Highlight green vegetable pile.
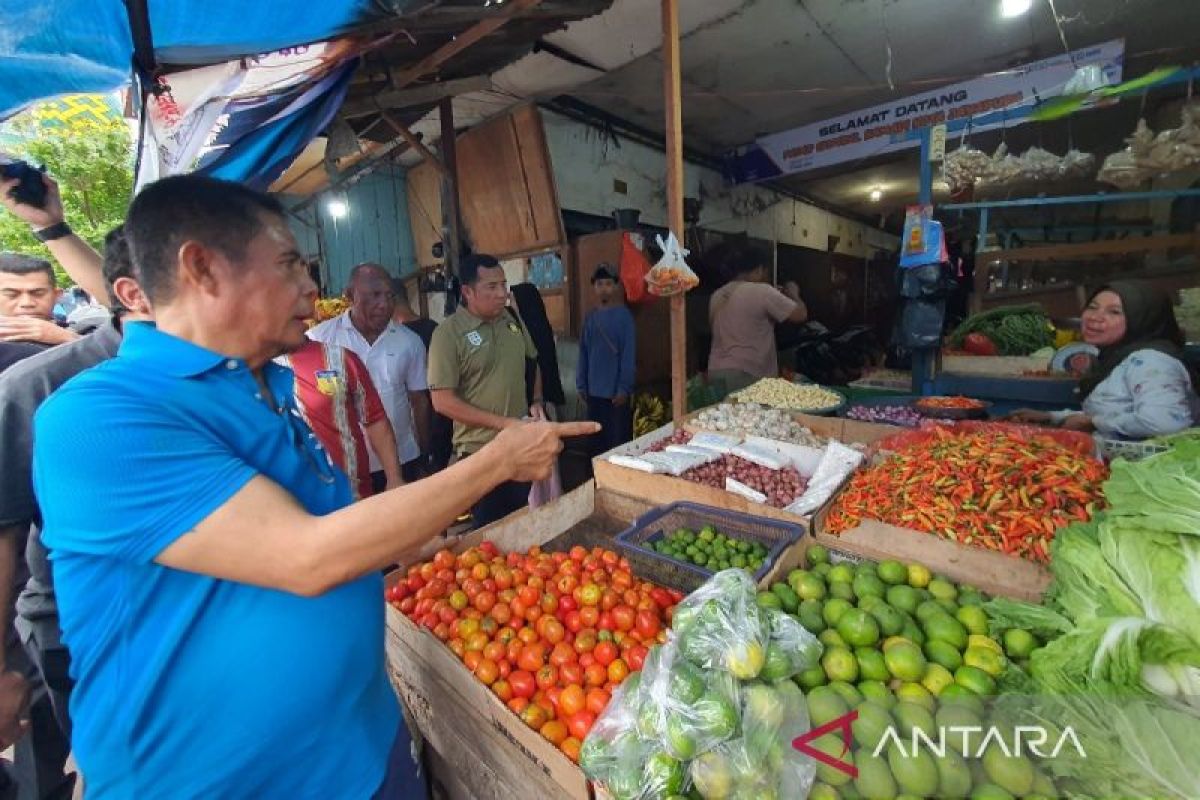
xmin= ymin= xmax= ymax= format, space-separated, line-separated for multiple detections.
xmin=949 ymin=305 xmax=1055 ymax=356
xmin=983 ymin=440 xmax=1200 ymax=799
xmin=649 ymin=525 xmax=769 ymax=573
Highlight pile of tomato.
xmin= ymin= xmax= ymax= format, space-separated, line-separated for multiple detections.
xmin=385 ymin=541 xmax=682 ymax=763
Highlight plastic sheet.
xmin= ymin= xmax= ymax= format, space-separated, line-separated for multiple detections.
xmin=786 ymin=441 xmax=865 ymax=515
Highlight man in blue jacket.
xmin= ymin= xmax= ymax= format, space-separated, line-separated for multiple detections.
xmin=577 ymin=264 xmax=636 ymax=454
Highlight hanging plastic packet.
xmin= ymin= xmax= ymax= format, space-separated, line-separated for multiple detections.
xmin=687 ymin=431 xmax=742 ymax=455
xmin=607 ymin=454 xmax=667 ymax=474
xmin=726 ymin=477 xmax=767 ymax=504
xmin=645 ymin=232 xmax=700 ymax=297
xmin=665 ymin=444 xmax=722 ymax=465
xmin=785 ymin=441 xmax=865 ymax=515
xmin=730 ymin=442 xmax=791 ymax=471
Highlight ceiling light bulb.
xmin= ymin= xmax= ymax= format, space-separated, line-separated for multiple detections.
xmin=869 ymin=188 xmax=883 ymax=202
xmin=1000 ymin=0 xmax=1033 ymax=18
xmin=326 ymin=198 xmax=348 ymax=219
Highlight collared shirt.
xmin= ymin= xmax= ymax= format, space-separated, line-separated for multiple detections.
xmin=428 ymin=306 xmax=538 ymax=455
xmin=32 ymin=323 xmax=397 ymax=799
xmin=278 ymin=340 xmax=387 ymax=502
xmin=0 ymin=319 xmax=122 ymax=645
xmin=578 ymin=305 xmax=636 ymax=400
xmin=308 ymin=312 xmax=427 ymax=466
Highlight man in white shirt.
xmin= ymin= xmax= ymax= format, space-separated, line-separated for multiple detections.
xmin=308 ymin=263 xmax=432 ymax=488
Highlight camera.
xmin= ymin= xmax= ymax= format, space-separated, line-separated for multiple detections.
xmin=0 ymin=157 xmax=48 ymax=209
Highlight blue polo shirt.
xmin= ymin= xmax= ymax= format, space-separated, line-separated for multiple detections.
xmin=32 ymin=323 xmax=399 ymax=799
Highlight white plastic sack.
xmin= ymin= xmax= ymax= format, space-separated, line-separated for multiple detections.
xmin=785 ymin=441 xmax=865 ymax=515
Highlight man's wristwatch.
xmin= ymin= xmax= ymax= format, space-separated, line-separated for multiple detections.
xmin=33 ymin=221 xmax=71 ymax=242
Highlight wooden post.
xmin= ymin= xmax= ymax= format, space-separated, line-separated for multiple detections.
xmin=440 ymin=97 xmax=464 ymax=277
xmin=662 ymin=0 xmax=687 ymax=423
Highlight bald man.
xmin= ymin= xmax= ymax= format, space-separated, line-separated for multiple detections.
xmin=308 ymin=264 xmax=431 ymax=488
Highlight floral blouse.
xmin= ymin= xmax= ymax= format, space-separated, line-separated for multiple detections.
xmin=1053 ymin=349 xmax=1200 ymax=439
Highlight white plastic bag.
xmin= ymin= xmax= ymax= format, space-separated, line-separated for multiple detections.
xmin=646 ymin=232 xmax=699 ymax=297
xmin=785 ymin=441 xmax=865 ymax=515
xmin=686 ymin=431 xmax=743 ymax=454
xmin=608 ymin=455 xmax=666 ymax=473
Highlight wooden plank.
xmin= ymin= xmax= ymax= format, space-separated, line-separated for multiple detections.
xmin=662 ymin=0 xmax=687 ymax=423
xmin=407 ymin=160 xmax=445 ymax=269
xmin=387 ymin=0 xmax=545 ymax=90
xmin=440 ymin=98 xmax=464 ymax=273
xmin=980 ymin=232 xmax=1196 ymax=263
xmin=380 ymin=111 xmax=448 ymax=177
xmin=342 ymin=75 xmax=492 ymax=118
xmin=512 ymin=105 xmax=567 ymax=249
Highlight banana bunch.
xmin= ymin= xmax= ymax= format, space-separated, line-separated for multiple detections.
xmin=632 ymin=393 xmax=668 ymax=437
xmin=313 ymin=297 xmax=350 ymax=323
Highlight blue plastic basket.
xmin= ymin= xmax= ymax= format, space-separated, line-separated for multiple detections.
xmin=615 ymin=501 xmax=805 ymax=590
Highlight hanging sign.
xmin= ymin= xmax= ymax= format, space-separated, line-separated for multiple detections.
xmin=726 ymin=39 xmax=1124 ymax=183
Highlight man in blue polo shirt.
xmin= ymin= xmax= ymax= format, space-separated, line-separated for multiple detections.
xmin=31 ymin=175 xmax=595 ymax=799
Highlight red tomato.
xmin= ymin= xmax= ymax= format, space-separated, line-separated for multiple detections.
xmin=579 ymin=606 xmax=600 ymax=629
xmin=569 ymin=545 xmax=588 ymax=562
xmin=558 ymin=595 xmax=578 ymax=614
xmin=509 ymin=670 xmax=536 ymax=699
xmin=585 ymin=688 xmax=610 ymax=716
xmin=584 ymin=663 xmax=607 ymax=688
xmin=519 ymin=703 xmax=548 ymax=731
xmin=505 ymin=640 xmax=523 ymax=665
xmin=463 ymin=650 xmax=482 ymax=672
xmin=478 ymin=617 xmax=498 ymax=638
xmin=635 ymin=610 xmax=661 ymax=639
xmin=625 ymin=645 xmax=648 ymax=672
xmin=600 ymin=589 xmax=619 ymax=611
xmin=448 ymin=638 xmax=466 ymax=658
xmin=483 ymin=641 xmax=506 ymax=663
xmin=593 ymin=641 xmax=618 ymax=667
xmin=438 ymin=606 xmax=458 ymax=625
xmin=564 ymin=610 xmax=584 ymax=634
xmin=566 ymin=710 xmax=596 ymax=741
xmin=579 ymin=652 xmax=595 ymax=669
xmin=597 ymin=612 xmax=615 ymax=632
xmin=574 ymin=629 xmax=597 ymax=655
xmin=474 ymin=659 xmax=499 ymax=686
xmin=479 ymin=540 xmax=499 ymax=559
xmin=556 ymin=574 xmax=578 ymax=596
xmin=540 ymin=592 xmax=559 ymax=615
xmin=535 ymin=664 xmax=559 ymax=691
xmin=542 ymin=619 xmax=566 ymax=645
xmin=432 ymin=549 xmax=455 ymax=571
xmin=398 ymin=596 xmax=416 ymax=615
xmin=516 ymin=627 xmax=539 ymax=645
xmin=560 ymin=662 xmax=584 ymax=686
xmin=517 ymin=585 xmax=539 ymax=606
xmin=432 ymin=623 xmax=450 ymax=641
xmin=507 ymin=697 xmax=529 ymax=715
xmin=548 ymin=642 xmax=576 ymax=669
xmin=650 ymin=588 xmax=674 ymax=609
xmin=517 ymin=643 xmax=547 ymax=673
xmin=540 ymin=719 xmax=568 ymax=746
xmin=493 ymin=567 xmax=514 ymax=591
xmin=498 ymin=660 xmax=511 ymax=680
xmin=490 ymin=603 xmax=512 ymax=626
xmin=492 ymin=679 xmax=513 ymax=702
xmin=577 ymin=584 xmax=602 ymax=607
xmin=558 ymin=684 xmax=586 ymax=717
xmin=545 ymin=685 xmax=563 ymax=713
xmin=607 ymin=658 xmax=630 ymax=684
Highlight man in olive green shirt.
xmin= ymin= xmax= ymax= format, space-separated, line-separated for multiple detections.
xmin=428 ymin=254 xmax=545 ymax=527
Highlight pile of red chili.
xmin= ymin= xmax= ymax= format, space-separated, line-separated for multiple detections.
xmin=825 ymin=426 xmax=1108 ymax=563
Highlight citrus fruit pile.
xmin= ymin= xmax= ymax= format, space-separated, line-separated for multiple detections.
xmin=768 ymin=546 xmax=1054 ymax=800
xmin=386 ymin=541 xmax=681 ymax=763
xmin=647 ymin=525 xmax=770 ymax=573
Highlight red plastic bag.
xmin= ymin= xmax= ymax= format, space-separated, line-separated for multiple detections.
xmin=619 ymin=232 xmax=653 ymax=305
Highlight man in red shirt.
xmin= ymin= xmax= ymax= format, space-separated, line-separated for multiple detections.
xmin=279 ymin=339 xmax=403 ymax=500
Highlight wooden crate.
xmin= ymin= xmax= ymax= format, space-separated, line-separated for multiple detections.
xmin=593 ymin=412 xmax=898 ymax=527
xmin=387 ymin=484 xmax=685 ymax=800
xmin=808 ymin=503 xmax=1052 ymax=602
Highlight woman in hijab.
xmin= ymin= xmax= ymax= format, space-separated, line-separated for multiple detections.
xmin=1010 ymin=281 xmax=1199 ymax=438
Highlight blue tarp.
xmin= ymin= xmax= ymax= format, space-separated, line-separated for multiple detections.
xmin=0 ymin=0 xmax=382 ymax=120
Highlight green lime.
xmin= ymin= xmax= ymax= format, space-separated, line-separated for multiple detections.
xmin=796 ymin=666 xmax=828 ymax=691
xmin=837 ymin=609 xmax=881 ymax=648
xmin=886 ymin=585 xmax=920 ymax=615
xmin=857 ymin=680 xmax=896 ymax=708
xmin=822 ymin=647 xmax=860 ymax=683
xmin=807 ymin=545 xmax=830 ymax=566
xmin=855 ymin=648 xmax=891 ymax=682
xmin=829 ymin=581 xmax=856 ymax=602
xmin=955 ymin=605 xmax=990 ymax=636
xmin=878 ymin=560 xmax=908 ymax=585
xmin=954 ymin=665 xmax=997 ymax=696
xmin=883 ymin=641 xmax=927 ymax=682
xmin=823 ymin=598 xmax=854 ymax=628
xmin=828 ymin=564 xmax=855 ymax=583
xmin=1003 ymin=628 xmax=1037 ymax=659
xmin=794 ymin=574 xmax=828 ymax=601
xmin=806 ymin=685 xmax=850 ymax=727
xmin=924 ymin=639 xmax=965 ymax=672
xmin=798 ymin=599 xmax=827 ymax=634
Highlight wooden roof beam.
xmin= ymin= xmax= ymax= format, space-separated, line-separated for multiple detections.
xmin=343 ymin=74 xmax=491 ymax=117
xmin=378 ymin=110 xmax=449 ymax=178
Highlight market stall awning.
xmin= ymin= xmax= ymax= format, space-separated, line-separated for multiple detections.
xmin=0 ymin=0 xmax=400 ymax=121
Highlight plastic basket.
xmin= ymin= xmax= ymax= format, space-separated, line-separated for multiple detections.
xmin=1096 ymin=436 xmax=1170 ymax=463
xmin=615 ymin=502 xmax=805 ymax=590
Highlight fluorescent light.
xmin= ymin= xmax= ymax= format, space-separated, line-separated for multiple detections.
xmin=1000 ymin=0 xmax=1033 ymax=18
xmin=326 ymin=198 xmax=348 ymax=219
xmin=869 ymin=188 xmax=883 ymax=202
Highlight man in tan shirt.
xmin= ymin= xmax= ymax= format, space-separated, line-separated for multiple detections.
xmin=428 ymin=254 xmax=544 ymax=527
xmin=707 ymin=241 xmax=807 ymax=393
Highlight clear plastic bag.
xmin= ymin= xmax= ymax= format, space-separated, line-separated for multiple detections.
xmin=759 ymin=608 xmax=824 ymax=682
xmin=671 ymin=569 xmax=770 ymax=680
xmin=581 ymin=676 xmax=686 ymax=800
xmin=646 ymin=232 xmax=700 ymax=297
xmin=689 ymin=680 xmax=816 ymax=800
xmin=786 ymin=441 xmax=865 ymax=516
xmin=607 ymin=454 xmax=667 ymax=474
xmin=687 ymin=431 xmax=743 ymax=454
xmin=730 ymin=442 xmax=791 ymax=471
